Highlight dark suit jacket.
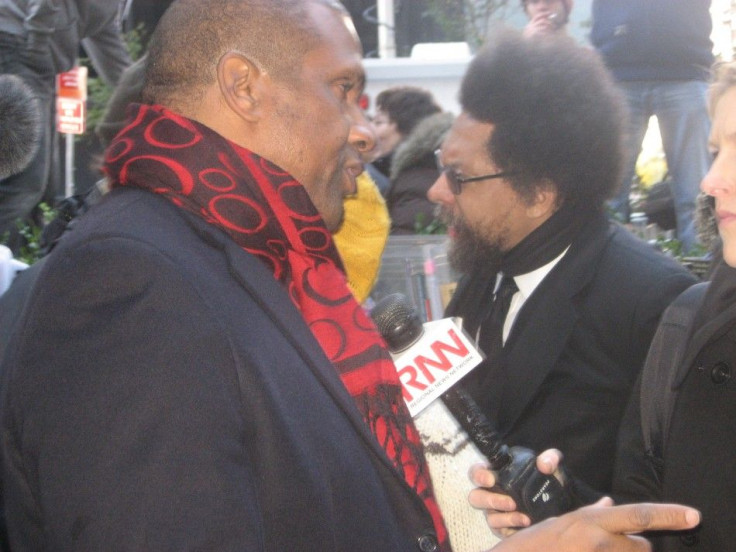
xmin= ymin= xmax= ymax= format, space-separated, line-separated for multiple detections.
xmin=446 ymin=213 xmax=697 ymax=493
xmin=0 ymin=189 xmax=437 ymax=551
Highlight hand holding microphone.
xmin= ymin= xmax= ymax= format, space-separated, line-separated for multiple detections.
xmin=371 ymin=293 xmax=576 ymax=525
xmin=469 ymin=449 xmax=568 ymax=536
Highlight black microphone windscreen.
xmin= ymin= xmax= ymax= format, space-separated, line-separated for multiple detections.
xmin=0 ymin=75 xmax=41 ymax=180
xmin=370 ymin=293 xmax=423 ymax=353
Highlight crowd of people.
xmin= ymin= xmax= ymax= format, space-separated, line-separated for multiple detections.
xmin=0 ymin=0 xmax=731 ymax=551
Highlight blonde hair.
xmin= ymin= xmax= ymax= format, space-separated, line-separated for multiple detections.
xmin=708 ymin=61 xmax=736 ymax=117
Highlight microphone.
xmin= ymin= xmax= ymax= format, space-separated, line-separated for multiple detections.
xmin=371 ymin=292 xmax=575 ymax=524
xmin=0 ymin=75 xmax=41 ymax=180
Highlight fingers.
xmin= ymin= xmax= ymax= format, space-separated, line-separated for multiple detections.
xmin=536 ymin=448 xmax=562 ymax=474
xmin=468 ymin=487 xmax=517 ymax=513
xmin=491 ymin=502 xmax=700 ymax=552
xmin=485 ymin=509 xmax=532 ymax=534
xmin=467 ymin=464 xmax=516 ymax=512
xmin=490 ymin=525 xmax=522 ymax=539
xmin=468 ymin=462 xmax=532 ymax=537
xmin=469 ymin=463 xmax=495 ymax=487
xmin=580 ymin=503 xmax=701 ymax=534
xmin=523 ymin=18 xmax=553 ymax=38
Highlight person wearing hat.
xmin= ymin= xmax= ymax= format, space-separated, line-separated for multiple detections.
xmin=522 ymin=0 xmax=573 ymax=38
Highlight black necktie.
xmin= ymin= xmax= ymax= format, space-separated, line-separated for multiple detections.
xmin=482 ymin=275 xmax=518 ymax=358
xmin=466 ymin=275 xmax=518 ymax=419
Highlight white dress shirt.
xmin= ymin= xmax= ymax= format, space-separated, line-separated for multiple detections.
xmin=497 ymin=246 xmax=570 ymax=343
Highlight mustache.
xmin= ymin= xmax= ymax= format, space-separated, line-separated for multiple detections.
xmin=435 ymin=204 xmax=457 ymax=228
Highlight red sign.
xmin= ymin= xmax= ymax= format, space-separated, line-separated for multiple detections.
xmin=57 ymin=98 xmax=86 ymax=134
xmin=391 ymin=319 xmax=484 ymax=415
xmin=56 ymin=67 xmax=88 ymax=134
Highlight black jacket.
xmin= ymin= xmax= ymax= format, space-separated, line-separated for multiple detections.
xmin=446 ymin=214 xmax=697 ymax=493
xmin=614 ymin=260 xmax=736 ymax=551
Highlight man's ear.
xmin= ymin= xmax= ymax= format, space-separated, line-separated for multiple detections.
xmin=527 ymin=179 xmax=559 ymax=219
xmin=216 ymin=52 xmax=266 ymax=123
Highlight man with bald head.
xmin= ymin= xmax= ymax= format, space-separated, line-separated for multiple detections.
xmin=0 ymin=1 xmax=700 ymax=550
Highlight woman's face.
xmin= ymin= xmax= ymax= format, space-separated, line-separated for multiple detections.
xmin=701 ymin=86 xmax=736 ymax=267
xmin=371 ymin=109 xmax=403 ymax=158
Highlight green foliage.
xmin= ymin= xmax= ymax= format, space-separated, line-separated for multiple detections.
xmin=414 ymin=212 xmax=447 ymax=235
xmin=1 ymin=203 xmax=57 ymax=265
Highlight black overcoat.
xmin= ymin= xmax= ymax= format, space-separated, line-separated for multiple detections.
xmin=0 ymin=189 xmax=437 ymax=551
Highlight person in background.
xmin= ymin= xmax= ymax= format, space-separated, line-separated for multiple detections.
xmin=590 ymin=0 xmax=713 ymax=253
xmin=388 ymin=108 xmax=453 ymax=234
xmin=521 ymin=0 xmax=573 ymax=38
xmin=431 ymin=29 xmax=696 ymax=504
xmin=0 ymin=1 xmax=702 ymax=550
xmin=332 ymin=171 xmax=390 ymax=305
xmin=372 ymin=86 xmax=449 ymax=234
xmin=358 ymin=114 xmax=390 ymax=196
xmin=372 ymin=86 xmax=440 ymax=179
xmin=0 ymin=0 xmax=131 ymax=251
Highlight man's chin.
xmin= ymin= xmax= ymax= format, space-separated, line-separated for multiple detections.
xmin=328 ymin=210 xmax=346 ymax=234
xmin=448 ymin=226 xmax=503 ymax=275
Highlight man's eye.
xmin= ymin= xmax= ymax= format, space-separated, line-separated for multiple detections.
xmin=337 ymin=82 xmax=354 ymax=95
xmin=449 ymin=169 xmax=464 ymax=182
xmin=710 ymin=149 xmax=720 ymax=162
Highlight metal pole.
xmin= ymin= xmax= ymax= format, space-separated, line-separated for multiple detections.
xmin=377 ymin=0 xmax=396 ymax=58
xmin=65 ymin=132 xmax=74 ymax=198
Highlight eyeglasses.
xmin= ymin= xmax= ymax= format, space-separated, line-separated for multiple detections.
xmin=434 ymin=149 xmax=516 ymax=195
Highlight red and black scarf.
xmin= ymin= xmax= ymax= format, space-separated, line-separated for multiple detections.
xmin=104 ymin=104 xmax=448 ymax=546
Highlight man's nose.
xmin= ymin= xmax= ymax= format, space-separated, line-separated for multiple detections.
xmin=349 ymin=106 xmax=377 ymax=156
xmin=427 ymin=171 xmax=454 ymax=205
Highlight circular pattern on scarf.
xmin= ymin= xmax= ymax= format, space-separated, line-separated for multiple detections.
xmin=301 ymin=264 xmax=352 ymax=307
xmin=209 ymin=194 xmax=268 ymax=235
xmin=120 ymin=155 xmax=194 ymax=195
xmin=144 ymin=115 xmax=202 ymax=149
xmin=298 ymin=227 xmax=332 ymax=253
xmin=200 ymin=168 xmax=237 ymax=192
xmin=309 ymin=318 xmax=347 ymax=360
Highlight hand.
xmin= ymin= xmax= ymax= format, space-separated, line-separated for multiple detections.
xmin=491 ymin=499 xmax=701 ymax=552
xmin=522 ymin=12 xmax=562 ymax=38
xmin=468 ymin=449 xmax=564 ymax=538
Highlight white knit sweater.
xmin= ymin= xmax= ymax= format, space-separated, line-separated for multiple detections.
xmin=415 ymin=401 xmax=501 ymax=552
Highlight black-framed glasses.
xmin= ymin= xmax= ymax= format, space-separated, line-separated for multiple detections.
xmin=434 ymin=149 xmax=516 ymax=195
